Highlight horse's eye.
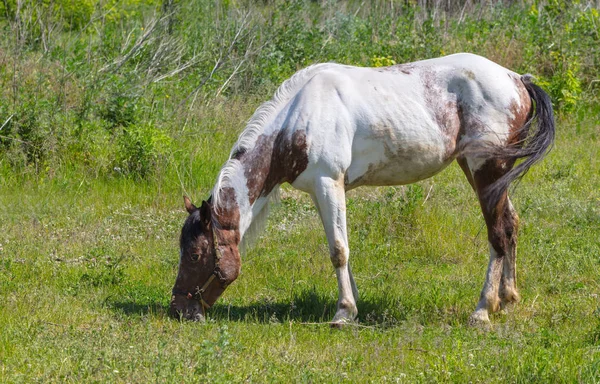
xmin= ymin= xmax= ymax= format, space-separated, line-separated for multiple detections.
xmin=191 ymin=253 xmax=200 ymax=262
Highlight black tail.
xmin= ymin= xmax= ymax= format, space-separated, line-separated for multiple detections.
xmin=485 ymin=75 xmax=556 ymax=206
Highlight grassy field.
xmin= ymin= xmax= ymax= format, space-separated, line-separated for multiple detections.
xmin=2 ymin=106 xmax=599 ymax=382
xmin=1 ymin=0 xmax=600 ymax=382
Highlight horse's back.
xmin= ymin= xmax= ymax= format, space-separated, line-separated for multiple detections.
xmin=285 ymin=54 xmax=531 ymax=190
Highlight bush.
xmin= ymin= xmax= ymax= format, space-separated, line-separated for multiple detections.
xmin=0 ymin=0 xmax=598 ymax=181
xmin=115 ymin=122 xmax=172 ymax=178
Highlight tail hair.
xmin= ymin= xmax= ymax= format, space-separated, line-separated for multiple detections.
xmin=484 ymin=75 xmax=556 ymax=207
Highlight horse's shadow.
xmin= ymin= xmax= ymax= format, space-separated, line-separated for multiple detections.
xmin=109 ymin=299 xmax=166 ymax=317
xmin=108 ymin=288 xmax=402 ymax=326
xmin=210 ymin=289 xmax=335 ymax=323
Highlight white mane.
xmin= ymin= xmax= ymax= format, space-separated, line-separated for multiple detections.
xmin=212 ymin=62 xmax=336 ymax=209
xmin=210 ymin=63 xmax=338 ymax=248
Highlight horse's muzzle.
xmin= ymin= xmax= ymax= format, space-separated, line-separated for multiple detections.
xmin=170 ymin=295 xmax=205 ymax=322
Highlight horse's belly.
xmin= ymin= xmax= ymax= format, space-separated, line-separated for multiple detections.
xmin=345 ymin=133 xmax=452 ymax=189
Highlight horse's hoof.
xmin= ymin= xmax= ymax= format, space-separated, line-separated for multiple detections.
xmin=468 ymin=310 xmax=491 ymax=329
xmin=330 ymin=321 xmax=344 ymax=329
xmin=329 ymin=318 xmax=354 ymax=329
xmin=330 ymin=307 xmax=358 ymax=329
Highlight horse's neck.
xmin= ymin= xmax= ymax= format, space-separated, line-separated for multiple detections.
xmin=214 ymin=134 xmax=280 ymax=243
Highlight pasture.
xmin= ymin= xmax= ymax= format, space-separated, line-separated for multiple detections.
xmin=1 ymin=0 xmax=599 ymax=382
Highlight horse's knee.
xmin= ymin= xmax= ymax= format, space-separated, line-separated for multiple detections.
xmin=330 ymin=240 xmax=348 ymax=268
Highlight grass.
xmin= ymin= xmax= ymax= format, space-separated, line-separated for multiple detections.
xmin=1 ymin=104 xmax=599 ymax=382
xmin=1 ymin=0 xmax=600 ymax=382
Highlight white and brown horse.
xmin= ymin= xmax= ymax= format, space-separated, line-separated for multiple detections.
xmin=170 ymin=53 xmax=555 ymax=325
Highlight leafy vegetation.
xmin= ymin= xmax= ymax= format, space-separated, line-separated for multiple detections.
xmin=0 ymin=0 xmax=598 ymax=180
xmin=0 ymin=0 xmax=599 ymax=382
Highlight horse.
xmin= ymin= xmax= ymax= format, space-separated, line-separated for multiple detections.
xmin=170 ymin=53 xmax=555 ymax=326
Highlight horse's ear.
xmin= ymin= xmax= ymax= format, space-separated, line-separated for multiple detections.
xmin=200 ymin=200 xmax=211 ymax=226
xmin=183 ymin=195 xmax=197 ymax=214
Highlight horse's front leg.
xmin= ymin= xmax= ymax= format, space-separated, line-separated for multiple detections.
xmin=311 ymin=176 xmax=358 ymax=326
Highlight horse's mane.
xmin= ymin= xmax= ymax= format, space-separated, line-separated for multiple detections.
xmin=211 ymin=63 xmax=337 ymax=248
xmin=212 ymin=62 xmax=335 ymax=209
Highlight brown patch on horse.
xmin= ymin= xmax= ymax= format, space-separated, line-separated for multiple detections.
xmin=420 ymin=67 xmax=462 ymax=160
xmin=395 ymin=63 xmax=417 ymax=75
xmin=473 ymin=159 xmax=518 ymax=256
xmin=213 ymin=187 xmax=241 ymax=231
xmin=463 ymin=69 xmax=476 ymax=80
xmin=507 ymin=74 xmax=533 ymax=145
xmin=267 ymin=129 xmax=309 ymax=193
xmin=330 ymin=240 xmax=348 ymax=268
xmin=398 ymin=64 xmax=415 ymax=75
xmin=241 ymin=130 xmax=309 ymax=204
xmin=374 ymin=63 xmax=415 ymax=75
xmin=211 ymin=187 xmax=242 ymax=287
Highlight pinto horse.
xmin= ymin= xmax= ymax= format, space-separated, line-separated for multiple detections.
xmin=170 ymin=53 xmax=555 ymax=325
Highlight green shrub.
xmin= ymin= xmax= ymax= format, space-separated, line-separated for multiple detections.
xmin=116 ymin=122 xmax=172 ymax=178
xmin=97 ymin=75 xmax=140 ymax=131
xmin=0 ymin=0 xmax=598 ymax=180
xmin=537 ymin=51 xmax=582 ymax=113
xmin=371 ymin=56 xmax=396 ymax=67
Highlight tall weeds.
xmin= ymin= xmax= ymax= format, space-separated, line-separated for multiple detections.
xmin=0 ymin=0 xmax=597 ymax=181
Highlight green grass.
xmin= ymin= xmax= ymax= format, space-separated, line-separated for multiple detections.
xmin=1 ymin=0 xmax=599 ymax=382
xmin=1 ymin=106 xmax=599 ymax=382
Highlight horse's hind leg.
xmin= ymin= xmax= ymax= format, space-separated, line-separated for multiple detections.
xmin=458 ymin=156 xmax=519 ymax=306
xmin=499 ymin=197 xmax=520 ymax=307
xmin=460 ymin=157 xmax=520 ymax=324
xmin=311 ymin=176 xmax=358 ymax=325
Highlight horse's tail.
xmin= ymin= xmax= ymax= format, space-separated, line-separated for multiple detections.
xmin=484 ymin=75 xmax=556 ymax=205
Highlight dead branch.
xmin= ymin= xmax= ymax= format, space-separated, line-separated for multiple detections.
xmin=100 ymin=13 xmax=173 ymax=73
xmin=215 ymin=59 xmax=245 ymax=98
xmin=152 ymin=55 xmax=200 ymax=83
xmin=0 ymin=114 xmax=14 ymax=131
xmin=177 ymin=11 xmax=251 ymax=111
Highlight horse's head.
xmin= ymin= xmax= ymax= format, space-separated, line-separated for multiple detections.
xmin=170 ymin=196 xmax=236 ymax=321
